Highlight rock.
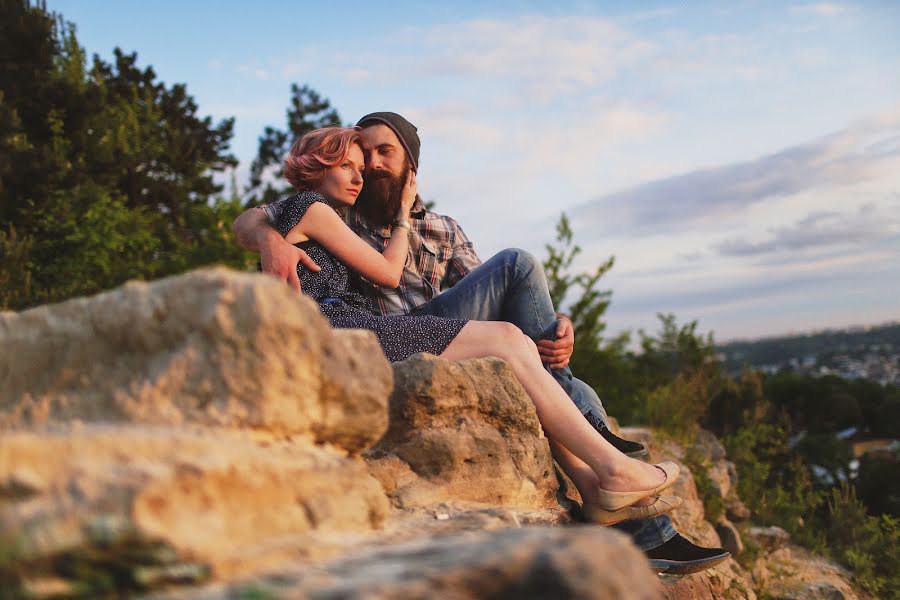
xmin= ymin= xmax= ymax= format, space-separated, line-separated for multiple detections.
xmin=726 ymin=497 xmax=752 ymax=522
xmin=751 ymin=546 xmax=859 ymax=600
xmin=659 ymin=556 xmax=757 ymax=600
xmin=667 ymin=462 xmax=723 ymax=551
xmin=695 ymin=428 xmax=728 ymax=462
xmin=0 ymin=270 xmax=870 ymax=599
xmin=0 ymin=268 xmax=392 ymax=453
xmin=746 ymin=525 xmax=791 ymax=551
xmin=706 ymin=459 xmax=733 ymax=500
xmin=366 ymin=354 xmax=559 ymax=510
xmin=152 ymin=526 xmax=661 ymax=600
xmin=0 ymin=424 xmax=390 ymax=579
xmin=715 ymin=517 xmax=744 ymax=557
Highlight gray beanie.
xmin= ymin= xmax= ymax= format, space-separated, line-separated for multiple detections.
xmin=356 ymin=111 xmax=421 ymax=171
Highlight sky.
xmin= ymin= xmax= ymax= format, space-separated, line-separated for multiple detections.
xmin=48 ymin=0 xmax=900 ymax=343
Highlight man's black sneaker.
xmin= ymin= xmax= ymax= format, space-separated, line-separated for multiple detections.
xmin=644 ymin=534 xmax=731 ymax=574
xmin=584 ymin=411 xmax=649 ymax=458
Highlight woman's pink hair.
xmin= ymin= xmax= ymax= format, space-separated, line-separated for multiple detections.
xmin=284 ymin=127 xmax=362 ymax=191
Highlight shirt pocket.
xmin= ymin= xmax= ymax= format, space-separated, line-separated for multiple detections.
xmin=418 ymin=238 xmax=453 ymax=285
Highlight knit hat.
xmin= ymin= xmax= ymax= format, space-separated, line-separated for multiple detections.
xmin=356 ymin=112 xmax=421 ymax=171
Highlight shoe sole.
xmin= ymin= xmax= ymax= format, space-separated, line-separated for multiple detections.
xmin=649 ymin=552 xmax=730 ymax=575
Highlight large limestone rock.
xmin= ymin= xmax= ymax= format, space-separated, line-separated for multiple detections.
xmin=0 ymin=268 xmax=392 ymax=453
xmin=365 ymin=354 xmax=559 ymax=510
xmin=152 ymin=527 xmax=661 ymax=600
xmin=12 ymin=268 xmax=845 ymax=598
xmin=751 ymin=545 xmax=861 ymax=600
xmin=0 ymin=425 xmax=390 ymax=579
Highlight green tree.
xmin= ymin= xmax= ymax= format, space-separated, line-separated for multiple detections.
xmin=248 ymin=83 xmax=342 ymax=206
xmin=1 ymin=1 xmax=246 ymax=309
xmin=635 ymin=313 xmax=716 ymax=386
xmin=541 ymin=213 xmax=640 ymax=417
xmin=707 ymin=369 xmax=770 ymax=436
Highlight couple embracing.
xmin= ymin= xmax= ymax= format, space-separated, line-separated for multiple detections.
xmin=232 ymin=112 xmax=730 ymax=575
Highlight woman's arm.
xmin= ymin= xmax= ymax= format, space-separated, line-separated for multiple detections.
xmin=287 ymin=173 xmax=417 ymax=287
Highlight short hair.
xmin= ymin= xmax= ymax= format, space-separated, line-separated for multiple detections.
xmin=283 ymin=127 xmax=361 ymax=191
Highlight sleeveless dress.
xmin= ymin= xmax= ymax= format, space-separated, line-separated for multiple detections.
xmin=274 ymin=191 xmax=468 ymax=362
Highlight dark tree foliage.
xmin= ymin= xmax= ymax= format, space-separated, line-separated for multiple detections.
xmin=706 ymin=368 xmax=771 ymax=436
xmin=856 ymin=451 xmax=900 ymax=516
xmin=765 ymin=373 xmax=868 ymax=433
xmin=0 ymin=1 xmax=250 ymax=309
xmin=247 ymin=83 xmax=342 ymax=206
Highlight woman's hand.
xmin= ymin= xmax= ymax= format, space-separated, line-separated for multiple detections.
xmin=397 ymin=170 xmax=417 ymax=221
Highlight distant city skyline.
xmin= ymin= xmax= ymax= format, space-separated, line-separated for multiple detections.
xmin=48 ymin=1 xmax=900 ymax=342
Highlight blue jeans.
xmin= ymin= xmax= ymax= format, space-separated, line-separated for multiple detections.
xmin=414 ymin=248 xmax=675 ymax=550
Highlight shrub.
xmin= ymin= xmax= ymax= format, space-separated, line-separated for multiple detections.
xmin=724 ymin=424 xmax=824 ymax=541
xmin=636 ymin=369 xmax=712 ymax=442
xmin=683 ymin=445 xmax=725 ymax=522
xmin=823 ymin=484 xmax=900 ymax=598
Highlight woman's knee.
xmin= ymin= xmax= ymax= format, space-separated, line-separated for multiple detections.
xmin=483 ymin=322 xmax=528 ymax=358
xmin=521 ymin=333 xmax=539 ymax=356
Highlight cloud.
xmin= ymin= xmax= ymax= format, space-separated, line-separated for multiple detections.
xmin=790 ymin=3 xmax=857 ymax=18
xmin=330 ymin=16 xmax=652 ymax=104
xmin=237 ymin=64 xmax=270 ymax=80
xmin=571 ymin=110 xmax=900 ymax=234
xmin=712 ymin=203 xmax=898 ymax=256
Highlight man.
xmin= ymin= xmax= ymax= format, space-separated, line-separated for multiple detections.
xmin=233 ymin=112 xmax=729 ymax=574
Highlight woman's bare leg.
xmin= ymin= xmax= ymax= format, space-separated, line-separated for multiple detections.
xmin=441 ymin=321 xmax=665 ymax=496
xmin=549 ymin=439 xmax=601 ymax=504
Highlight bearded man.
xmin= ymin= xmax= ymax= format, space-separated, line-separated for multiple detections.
xmin=232 ymin=112 xmax=730 ymax=574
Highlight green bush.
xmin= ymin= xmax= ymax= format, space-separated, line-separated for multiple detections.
xmin=683 ymin=445 xmax=725 ymax=522
xmin=636 ymin=369 xmax=712 ymax=442
xmin=724 ymin=424 xmax=824 ymax=541
xmin=823 ymin=485 xmax=900 ymax=598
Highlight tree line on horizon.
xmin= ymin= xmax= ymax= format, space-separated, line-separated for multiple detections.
xmin=2 ymin=3 xmax=898 ymax=594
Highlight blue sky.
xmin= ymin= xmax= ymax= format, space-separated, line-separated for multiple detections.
xmin=48 ymin=1 xmax=900 ymax=342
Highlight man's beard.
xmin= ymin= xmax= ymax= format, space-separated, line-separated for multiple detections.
xmin=356 ymin=164 xmax=410 ymax=228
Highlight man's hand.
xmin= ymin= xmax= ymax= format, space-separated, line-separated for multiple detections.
xmin=257 ymin=227 xmax=320 ymax=292
xmin=536 ymin=314 xmax=575 ymax=369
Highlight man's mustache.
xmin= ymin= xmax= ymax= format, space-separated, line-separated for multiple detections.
xmin=364 ymin=169 xmax=395 ymax=182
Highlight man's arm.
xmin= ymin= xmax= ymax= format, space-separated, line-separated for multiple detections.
xmin=536 ymin=313 xmax=575 ymax=369
xmin=232 ymin=207 xmax=320 ymax=292
xmin=441 ymin=221 xmax=482 ymax=289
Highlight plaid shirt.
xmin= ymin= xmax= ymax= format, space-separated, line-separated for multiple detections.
xmin=262 ymin=196 xmax=482 ymax=315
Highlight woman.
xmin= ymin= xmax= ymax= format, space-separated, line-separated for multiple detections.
xmin=273 ymin=127 xmax=682 ymax=525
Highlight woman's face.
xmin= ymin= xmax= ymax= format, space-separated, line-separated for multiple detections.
xmin=317 ymin=143 xmax=364 ymax=206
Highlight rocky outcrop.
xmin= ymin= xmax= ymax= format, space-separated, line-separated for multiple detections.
xmin=0 ymin=268 xmax=392 ymax=453
xmin=751 ymin=545 xmax=862 ymax=600
xmin=620 ymin=427 xmax=757 ymax=600
xmin=0 ymin=425 xmax=390 ymax=580
xmin=620 ymin=427 xmax=865 ymax=600
xmin=0 ymin=268 xmax=869 ymax=599
xmin=153 ymin=527 xmax=660 ymax=600
xmin=366 ymin=354 xmax=558 ymax=510
xmin=743 ymin=527 xmax=864 ymax=600
xmin=0 ymin=269 xmax=656 ymax=598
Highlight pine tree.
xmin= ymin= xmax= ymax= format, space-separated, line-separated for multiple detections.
xmin=248 ymin=84 xmax=342 ymax=205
